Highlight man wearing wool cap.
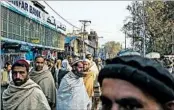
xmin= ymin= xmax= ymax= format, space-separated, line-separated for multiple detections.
xmin=99 ymin=55 xmax=174 ymax=110
xmin=2 ymin=59 xmax=51 ymax=110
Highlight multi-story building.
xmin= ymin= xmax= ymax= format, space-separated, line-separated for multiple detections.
xmin=64 ymin=30 xmax=99 ymax=59
xmin=65 ymin=35 xmax=81 ymax=57
xmin=1 ymin=1 xmax=66 ymax=64
xmin=87 ymin=30 xmax=98 ymax=57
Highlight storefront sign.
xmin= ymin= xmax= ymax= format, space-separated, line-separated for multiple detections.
xmin=8 ymin=1 xmax=41 ymax=18
xmin=31 ymin=38 xmax=40 ymax=44
xmin=20 ymin=45 xmax=31 ymax=51
xmin=47 ymin=17 xmax=66 ymax=31
xmin=2 ymin=1 xmax=66 ymax=32
xmin=6 ymin=49 xmax=16 ymax=53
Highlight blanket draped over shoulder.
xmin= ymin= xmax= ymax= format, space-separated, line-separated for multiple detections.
xmin=57 ymin=72 xmax=90 ymax=110
xmin=30 ymin=65 xmax=56 ymax=108
xmin=2 ymin=79 xmax=51 ymax=110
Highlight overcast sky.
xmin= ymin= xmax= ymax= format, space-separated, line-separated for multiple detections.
xmin=39 ymin=1 xmax=132 ymax=47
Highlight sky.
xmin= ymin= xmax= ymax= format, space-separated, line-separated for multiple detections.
xmin=39 ymin=1 xmax=132 ymax=48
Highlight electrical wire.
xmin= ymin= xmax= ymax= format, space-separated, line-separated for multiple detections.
xmin=44 ymin=1 xmax=80 ymax=29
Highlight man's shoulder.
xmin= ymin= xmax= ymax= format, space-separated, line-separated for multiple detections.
xmin=59 ymin=69 xmax=70 ymax=74
xmin=42 ymin=70 xmax=53 ymax=79
xmin=61 ymin=72 xmax=71 ymax=81
xmin=88 ymin=70 xmax=94 ymax=74
xmin=60 ymin=72 xmax=74 ymax=84
xmin=32 ymin=87 xmax=45 ymax=97
xmin=1 ymin=69 xmax=4 ymax=72
xmin=1 ymin=69 xmax=7 ymax=73
xmin=44 ymin=69 xmax=52 ymax=73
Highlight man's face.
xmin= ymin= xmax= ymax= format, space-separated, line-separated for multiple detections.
xmin=12 ymin=66 xmax=28 ymax=86
xmin=76 ymin=62 xmax=84 ymax=73
xmin=87 ymin=55 xmax=93 ymax=62
xmin=97 ymin=59 xmax=102 ymax=64
xmin=68 ymin=57 xmax=73 ymax=65
xmin=47 ymin=61 xmax=51 ymax=66
xmin=35 ymin=57 xmax=45 ymax=71
xmin=83 ymin=61 xmax=90 ymax=72
xmin=44 ymin=60 xmax=47 ymax=65
xmin=101 ymin=78 xmax=163 ymax=110
xmin=47 ymin=60 xmax=53 ymax=67
xmin=73 ymin=62 xmax=84 ymax=77
xmin=7 ymin=64 xmax=12 ymax=72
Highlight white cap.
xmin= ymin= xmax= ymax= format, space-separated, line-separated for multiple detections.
xmin=83 ymin=59 xmax=90 ymax=63
xmin=72 ymin=60 xmax=83 ymax=66
xmin=26 ymin=60 xmax=30 ymax=65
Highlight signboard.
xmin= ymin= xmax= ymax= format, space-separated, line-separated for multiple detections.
xmin=6 ymin=49 xmax=16 ymax=53
xmin=20 ymin=45 xmax=31 ymax=51
xmin=46 ymin=16 xmax=66 ymax=31
xmin=2 ymin=1 xmax=66 ymax=32
xmin=8 ymin=1 xmax=43 ymax=19
xmin=31 ymin=38 xmax=40 ymax=44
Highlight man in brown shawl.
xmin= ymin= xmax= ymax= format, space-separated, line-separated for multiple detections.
xmin=83 ymin=59 xmax=95 ymax=109
xmin=30 ymin=56 xmax=56 ymax=110
xmin=2 ymin=59 xmax=51 ymax=110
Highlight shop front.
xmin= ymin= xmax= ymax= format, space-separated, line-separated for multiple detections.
xmin=1 ymin=42 xmax=32 ymax=65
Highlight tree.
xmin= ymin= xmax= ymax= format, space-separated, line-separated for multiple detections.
xmin=144 ymin=1 xmax=174 ymax=55
xmin=122 ymin=1 xmax=174 ymax=55
xmin=122 ymin=1 xmax=145 ymax=54
xmin=104 ymin=41 xmax=122 ymax=58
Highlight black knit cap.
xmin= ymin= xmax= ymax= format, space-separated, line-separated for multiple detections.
xmin=98 ymin=55 xmax=174 ymax=104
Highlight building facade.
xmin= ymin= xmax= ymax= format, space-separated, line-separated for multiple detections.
xmin=1 ymin=1 xmax=66 ymax=64
xmin=87 ymin=30 xmax=99 ymax=57
xmin=64 ymin=30 xmax=99 ymax=59
xmin=64 ymin=35 xmax=81 ymax=57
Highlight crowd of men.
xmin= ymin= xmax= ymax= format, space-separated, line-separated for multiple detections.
xmin=1 ymin=54 xmax=103 ymax=110
xmin=1 ymin=53 xmax=174 ymax=110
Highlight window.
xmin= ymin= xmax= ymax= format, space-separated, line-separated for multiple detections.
xmin=45 ymin=27 xmax=52 ymax=46
xmin=20 ymin=16 xmax=25 ymax=26
xmin=41 ymin=26 xmax=45 ymax=45
xmin=1 ymin=7 xmax=8 ymax=38
xmin=8 ymin=22 xmax=13 ymax=39
xmin=9 ymin=11 xmax=14 ymax=23
xmin=2 ymin=6 xmax=65 ymax=49
xmin=52 ymin=31 xmax=58 ymax=47
xmin=1 ymin=6 xmax=7 ymax=19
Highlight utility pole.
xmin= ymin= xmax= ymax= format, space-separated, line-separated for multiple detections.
xmin=142 ymin=1 xmax=146 ymax=57
xmin=79 ymin=20 xmax=91 ymax=59
xmin=132 ymin=3 xmax=135 ymax=51
xmin=125 ymin=31 xmax=127 ymax=50
xmin=96 ymin=36 xmax=103 ymax=57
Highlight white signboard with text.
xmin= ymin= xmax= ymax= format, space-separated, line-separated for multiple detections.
xmin=1 ymin=1 xmax=66 ymax=33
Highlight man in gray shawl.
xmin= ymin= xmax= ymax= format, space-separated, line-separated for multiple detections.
xmin=2 ymin=59 xmax=50 ymax=110
xmin=30 ymin=56 xmax=56 ymax=110
xmin=57 ymin=60 xmax=90 ymax=110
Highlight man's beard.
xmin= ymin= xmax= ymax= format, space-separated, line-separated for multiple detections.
xmin=73 ymin=71 xmax=84 ymax=77
xmin=13 ymin=77 xmax=29 ymax=86
xmin=84 ymin=68 xmax=89 ymax=72
xmin=35 ymin=65 xmax=43 ymax=71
